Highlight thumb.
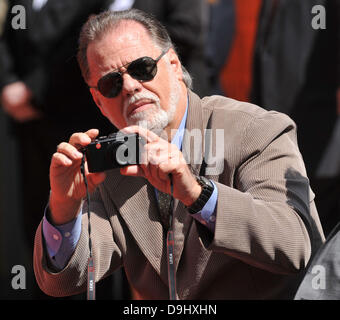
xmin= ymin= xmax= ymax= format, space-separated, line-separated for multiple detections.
xmin=87 ymin=172 xmax=106 ymax=191
xmin=120 ymin=165 xmax=144 ymax=177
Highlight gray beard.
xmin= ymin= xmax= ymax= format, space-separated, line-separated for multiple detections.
xmin=125 ymin=79 xmax=180 ymax=136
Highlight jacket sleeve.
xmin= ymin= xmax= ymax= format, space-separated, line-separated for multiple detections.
xmin=198 ymin=110 xmax=325 ymax=274
xmin=33 ymin=188 xmax=124 ymax=297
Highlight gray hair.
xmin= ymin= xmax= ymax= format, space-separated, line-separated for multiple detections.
xmin=77 ymin=9 xmax=193 ymax=89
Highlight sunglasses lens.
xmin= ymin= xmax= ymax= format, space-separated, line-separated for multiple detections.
xmin=98 ymin=72 xmax=122 ymax=98
xmin=128 ymin=57 xmax=157 ymax=81
xmin=96 ymin=55 xmax=161 ymax=98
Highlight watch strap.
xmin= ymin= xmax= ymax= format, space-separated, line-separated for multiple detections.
xmin=187 ymin=176 xmax=214 ymax=214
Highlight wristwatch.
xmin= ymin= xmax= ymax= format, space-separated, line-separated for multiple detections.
xmin=187 ymin=176 xmax=214 ymax=214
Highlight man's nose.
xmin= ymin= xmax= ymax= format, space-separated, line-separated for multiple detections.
xmin=121 ymin=73 xmax=143 ymax=97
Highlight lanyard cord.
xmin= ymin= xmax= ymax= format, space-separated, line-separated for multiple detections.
xmin=81 ymin=153 xmax=176 ymax=300
xmin=81 ymin=153 xmax=95 ymax=300
xmin=167 ymin=174 xmax=177 ymax=300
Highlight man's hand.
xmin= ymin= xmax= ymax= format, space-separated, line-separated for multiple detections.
xmin=1 ymin=81 xmax=41 ymax=122
xmin=120 ymin=126 xmax=202 ymax=207
xmin=49 ymin=129 xmax=106 ymax=225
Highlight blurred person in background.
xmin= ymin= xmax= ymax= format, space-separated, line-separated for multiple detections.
xmin=0 ymin=0 xmax=113 ymax=298
xmin=205 ymin=0 xmax=235 ymax=95
xmin=251 ymin=0 xmax=340 ymax=237
xmin=217 ymin=0 xmax=262 ymax=101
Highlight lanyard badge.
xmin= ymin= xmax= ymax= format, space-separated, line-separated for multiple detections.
xmin=167 ymin=174 xmax=177 ymax=300
xmin=81 ymin=153 xmax=96 ymax=300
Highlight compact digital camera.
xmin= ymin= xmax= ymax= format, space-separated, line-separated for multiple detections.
xmin=84 ymin=132 xmax=142 ymax=173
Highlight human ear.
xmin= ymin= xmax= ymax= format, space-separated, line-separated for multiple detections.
xmin=89 ymin=88 xmax=109 ymax=118
xmin=167 ymin=48 xmax=183 ymax=81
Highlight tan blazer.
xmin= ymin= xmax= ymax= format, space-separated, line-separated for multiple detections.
xmin=34 ymin=91 xmax=325 ymax=299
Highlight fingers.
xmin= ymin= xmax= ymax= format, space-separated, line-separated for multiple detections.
xmin=69 ymin=129 xmax=99 ymax=149
xmin=56 ymin=142 xmax=83 ymax=161
xmin=85 ymin=128 xmax=100 ymax=140
xmin=120 ymin=165 xmax=144 ymax=177
xmin=51 ymin=129 xmax=99 ymax=170
xmin=121 ymin=136 xmax=182 ymax=195
xmin=50 ymin=151 xmax=73 ymax=168
xmin=120 ymin=126 xmax=191 ymax=197
xmin=143 ymin=141 xmax=182 ymax=166
xmin=50 ymin=145 xmax=83 ymax=175
xmin=122 ymin=125 xmax=160 ymax=143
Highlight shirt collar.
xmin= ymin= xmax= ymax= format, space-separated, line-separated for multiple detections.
xmin=170 ymin=99 xmax=188 ymax=151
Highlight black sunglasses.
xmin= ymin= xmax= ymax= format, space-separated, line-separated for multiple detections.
xmin=89 ymin=49 xmax=168 ymax=98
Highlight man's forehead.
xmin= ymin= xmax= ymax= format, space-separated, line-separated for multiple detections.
xmin=113 ymin=22 xmax=146 ymax=45
xmin=95 ymin=21 xmax=151 ymax=52
xmin=88 ymin=22 xmax=156 ymax=64
xmin=87 ymin=21 xmax=158 ymax=81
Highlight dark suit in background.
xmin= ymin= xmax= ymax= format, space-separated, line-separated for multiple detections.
xmin=0 ymin=0 xmax=112 ymax=250
xmin=251 ymin=0 xmax=340 ymax=237
xmin=0 ymin=0 xmax=112 ymax=298
xmin=205 ymin=0 xmax=235 ymax=95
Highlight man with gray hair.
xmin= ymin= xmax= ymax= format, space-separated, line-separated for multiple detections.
xmin=34 ymin=9 xmax=324 ymax=299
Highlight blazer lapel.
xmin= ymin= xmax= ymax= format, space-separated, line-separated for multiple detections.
xmin=172 ymin=90 xmax=214 ymax=271
xmin=182 ymin=91 xmax=205 ymax=176
xmin=104 ymin=171 xmax=166 ymax=276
